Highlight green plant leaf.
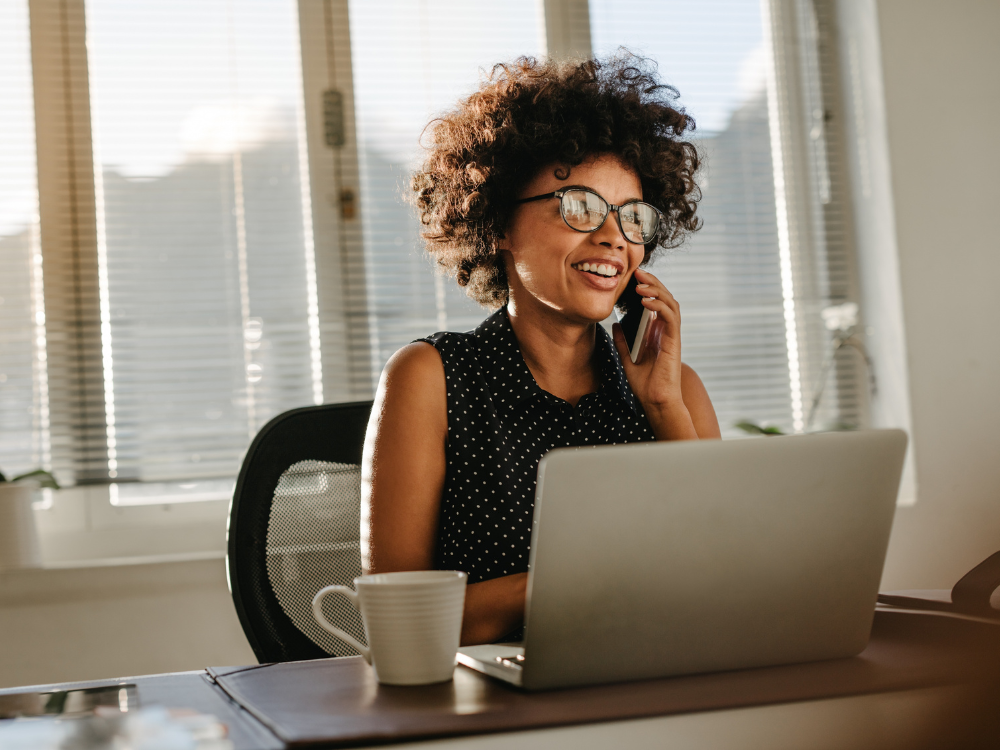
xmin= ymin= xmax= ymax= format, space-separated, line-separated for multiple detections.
xmin=10 ymin=468 xmax=60 ymax=490
xmin=735 ymin=420 xmax=785 ymax=436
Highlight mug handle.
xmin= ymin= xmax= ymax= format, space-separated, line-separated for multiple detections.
xmin=311 ymin=585 xmax=371 ymax=663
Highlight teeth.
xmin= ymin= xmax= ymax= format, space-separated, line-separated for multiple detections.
xmin=574 ymin=262 xmax=618 ymax=277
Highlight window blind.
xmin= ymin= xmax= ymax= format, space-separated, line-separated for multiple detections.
xmin=0 ymin=0 xmax=47 ymax=479
xmin=590 ymin=0 xmax=866 ymax=436
xmin=82 ymin=0 xmax=321 ymax=483
xmin=3 ymin=0 xmax=869 ymax=497
xmin=347 ymin=0 xmax=544 ymax=381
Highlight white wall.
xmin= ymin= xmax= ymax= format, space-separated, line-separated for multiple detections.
xmin=0 ymin=558 xmax=255 ymax=690
xmin=877 ymin=0 xmax=1000 ymax=589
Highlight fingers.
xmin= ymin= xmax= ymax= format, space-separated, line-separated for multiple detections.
xmin=611 ymin=323 xmax=636 ymax=371
xmin=634 ymin=267 xmax=669 ymax=293
xmin=640 ymin=295 xmax=679 ymax=341
xmin=628 ymin=271 xmax=683 ymax=379
xmin=634 ymin=268 xmax=679 ymax=317
xmin=646 ymin=312 xmax=665 ymax=351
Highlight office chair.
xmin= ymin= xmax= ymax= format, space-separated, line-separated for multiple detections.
xmin=227 ymin=400 xmax=374 ymax=664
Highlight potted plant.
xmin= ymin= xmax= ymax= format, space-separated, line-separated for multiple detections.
xmin=0 ymin=468 xmax=58 ymax=571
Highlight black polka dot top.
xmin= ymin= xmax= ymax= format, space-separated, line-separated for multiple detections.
xmin=418 ymin=306 xmax=655 ymax=586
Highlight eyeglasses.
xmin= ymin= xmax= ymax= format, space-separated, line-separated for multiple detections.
xmin=516 ymin=186 xmax=663 ymax=245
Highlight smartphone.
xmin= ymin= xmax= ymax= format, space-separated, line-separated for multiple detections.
xmin=615 ymin=273 xmax=654 ymax=364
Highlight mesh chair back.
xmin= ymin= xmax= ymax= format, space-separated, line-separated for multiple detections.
xmin=227 ymin=401 xmax=374 ymax=663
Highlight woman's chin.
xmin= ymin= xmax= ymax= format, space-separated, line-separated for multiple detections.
xmin=517 ymin=290 xmax=616 ymax=325
xmin=577 ymin=291 xmax=619 ymax=323
xmin=563 ymin=300 xmax=617 ymax=325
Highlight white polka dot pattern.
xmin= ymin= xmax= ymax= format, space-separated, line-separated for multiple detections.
xmin=418 ymin=307 xmax=655 ymax=587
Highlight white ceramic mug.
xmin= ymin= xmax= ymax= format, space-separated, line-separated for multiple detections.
xmin=312 ymin=570 xmax=467 ymax=685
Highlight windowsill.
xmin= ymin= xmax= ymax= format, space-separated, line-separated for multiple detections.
xmin=40 ymin=550 xmax=225 ymax=570
xmin=29 ymin=484 xmax=230 ymax=568
xmin=0 ymin=552 xmax=229 ymax=608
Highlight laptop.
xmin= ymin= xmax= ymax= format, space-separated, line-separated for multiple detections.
xmin=457 ymin=429 xmax=907 ymax=690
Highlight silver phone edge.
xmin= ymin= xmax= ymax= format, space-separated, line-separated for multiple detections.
xmin=628 ymin=307 xmax=653 ymax=364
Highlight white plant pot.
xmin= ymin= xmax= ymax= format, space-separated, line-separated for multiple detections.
xmin=0 ymin=483 xmax=43 ymax=570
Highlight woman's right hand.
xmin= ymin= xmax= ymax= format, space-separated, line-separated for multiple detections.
xmin=460 ymin=572 xmax=528 ymax=646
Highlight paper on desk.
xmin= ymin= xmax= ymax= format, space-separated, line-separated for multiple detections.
xmin=0 ymin=705 xmax=233 ymax=750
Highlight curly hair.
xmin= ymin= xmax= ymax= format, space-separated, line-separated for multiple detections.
xmin=411 ymin=52 xmax=702 ymax=308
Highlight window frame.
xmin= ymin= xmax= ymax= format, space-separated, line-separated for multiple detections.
xmin=11 ymin=0 xmax=913 ymax=565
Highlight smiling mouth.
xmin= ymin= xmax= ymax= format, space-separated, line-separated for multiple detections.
xmin=572 ymin=262 xmax=620 ymax=278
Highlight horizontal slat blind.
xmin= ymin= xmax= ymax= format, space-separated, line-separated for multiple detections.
xmin=2 ymin=0 xmax=868 ymax=494
xmin=590 ymin=0 xmax=864 ymax=436
xmin=83 ymin=0 xmax=320 ymax=482
xmin=347 ymin=0 xmax=543 ymax=377
xmin=0 ymin=0 xmax=47 ymax=478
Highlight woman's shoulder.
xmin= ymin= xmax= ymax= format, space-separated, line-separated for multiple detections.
xmin=396 ymin=309 xmax=505 ymax=386
xmin=416 ymin=323 xmax=494 ymax=374
xmin=417 ymin=328 xmax=478 ymax=354
xmin=383 ymin=325 xmax=480 ymax=392
xmin=382 ymin=341 xmax=444 ymax=389
xmin=374 ymin=343 xmax=447 ymax=437
xmin=375 ymin=334 xmax=478 ymax=435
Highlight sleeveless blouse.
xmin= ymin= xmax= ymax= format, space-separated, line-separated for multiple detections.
xmin=419 ymin=307 xmax=655 ymax=586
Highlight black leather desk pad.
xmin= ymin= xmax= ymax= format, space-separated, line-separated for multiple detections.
xmin=208 ymin=610 xmax=1000 ymax=748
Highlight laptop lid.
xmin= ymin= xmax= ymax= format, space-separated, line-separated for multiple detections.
xmin=519 ymin=429 xmax=907 ymax=690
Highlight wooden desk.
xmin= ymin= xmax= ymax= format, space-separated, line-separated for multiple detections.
xmin=3 ymin=609 xmax=999 ymax=749
xmin=1 ymin=672 xmax=990 ymax=750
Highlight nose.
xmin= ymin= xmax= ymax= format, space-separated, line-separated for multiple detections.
xmin=592 ymin=209 xmax=628 ymax=250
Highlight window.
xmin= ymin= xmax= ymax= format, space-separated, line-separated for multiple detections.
xmin=591 ymin=0 xmax=866 ymax=436
xmin=0 ymin=1 xmax=46 ymax=480
xmin=2 ymin=0 xmax=887 ymax=510
xmin=87 ymin=0 xmax=321 ymax=485
xmin=347 ymin=0 xmax=544 ymax=380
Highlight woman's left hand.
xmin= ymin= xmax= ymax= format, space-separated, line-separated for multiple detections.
xmin=611 ymin=268 xmax=702 ymax=441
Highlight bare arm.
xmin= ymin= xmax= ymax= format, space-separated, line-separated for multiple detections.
xmin=361 ymin=342 xmax=527 ymax=645
xmin=680 ymin=362 xmax=722 ymax=439
xmin=361 ymin=343 xmax=446 ymax=574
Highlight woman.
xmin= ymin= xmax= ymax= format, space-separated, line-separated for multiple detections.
xmin=361 ymin=54 xmax=720 ymax=646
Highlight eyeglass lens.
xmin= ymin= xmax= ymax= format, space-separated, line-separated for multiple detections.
xmin=561 ymin=189 xmax=658 ymax=244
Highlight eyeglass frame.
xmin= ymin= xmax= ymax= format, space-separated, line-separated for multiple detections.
xmin=514 ymin=186 xmax=664 ymax=245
